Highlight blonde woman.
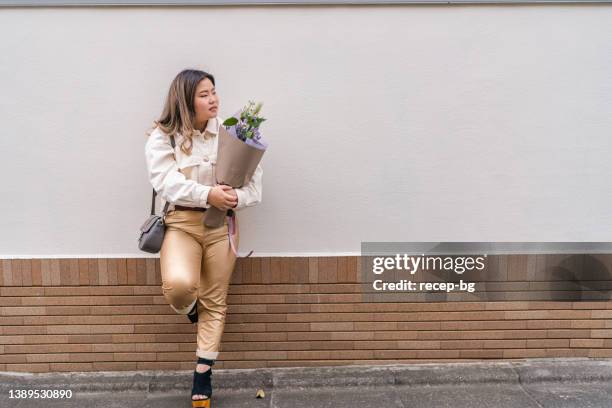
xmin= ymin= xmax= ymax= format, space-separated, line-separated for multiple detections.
xmin=144 ymin=69 xmax=263 ymax=407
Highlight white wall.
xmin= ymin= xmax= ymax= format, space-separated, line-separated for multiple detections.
xmin=0 ymin=4 xmax=611 ymax=257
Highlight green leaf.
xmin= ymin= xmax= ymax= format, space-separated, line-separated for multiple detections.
xmin=223 ymin=117 xmax=238 ymax=126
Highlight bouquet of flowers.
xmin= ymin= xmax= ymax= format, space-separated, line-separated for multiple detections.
xmin=224 ymin=101 xmax=268 ymax=149
xmin=203 ymin=101 xmax=268 ymax=256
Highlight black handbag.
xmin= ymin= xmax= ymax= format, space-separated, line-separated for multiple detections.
xmin=138 ymin=135 xmax=175 ymax=253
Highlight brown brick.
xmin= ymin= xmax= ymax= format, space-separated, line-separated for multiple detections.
xmin=589 ymin=349 xmax=612 ymax=357
xmin=310 ymin=322 xmax=353 ymax=331
xmin=573 ymin=301 xmax=611 ymax=310
xmin=239 ymin=350 xmax=285 ymax=360
xmin=308 ymin=257 xmax=318 ymax=283
xmin=126 ymin=259 xmax=137 ymax=285
xmin=355 ymin=322 xmax=397 ymax=331
xmin=0 ymin=316 xmax=24 ymax=325
xmin=397 ymin=340 xmax=440 ymax=350
xmin=333 ymin=331 xmax=375 ymax=341
xmin=2 ymin=306 xmax=46 ymax=316
xmin=107 ymin=259 xmax=118 ymax=286
xmin=592 ymin=310 xmax=612 ymax=319
xmin=1 ymin=287 xmax=44 ymax=296
xmin=416 ymin=350 xmax=460 ymax=359
xmin=31 ymin=259 xmax=42 ymax=286
xmin=483 ymin=340 xmax=526 ymax=349
xmin=69 ymin=259 xmax=79 ymax=285
xmin=502 ymin=330 xmax=547 ymax=339
xmin=318 ymin=257 xmax=337 ymax=283
xmin=440 ymin=340 xmax=484 ymax=350
xmin=91 ymin=286 xmax=133 ymax=296
xmin=66 ymin=334 xmax=111 ymax=344
xmin=572 ymin=320 xmax=606 ymax=329
xmin=287 ymin=332 xmax=331 ymax=341
xmin=460 ymin=349 xmax=504 ymax=358
xmin=590 ymin=329 xmax=612 ymax=338
xmin=113 ymin=352 xmax=156 ymax=362
xmin=50 ymin=259 xmax=61 ymax=286
xmin=546 ymin=348 xmax=589 ymax=358
xmin=266 ymin=323 xmax=308 ymax=332
xmin=145 ymin=258 xmax=156 ymax=285
xmin=40 ymin=259 xmax=51 ymax=286
xmin=6 ymin=363 xmax=49 ymax=372
xmin=136 ymin=259 xmax=147 ymax=285
xmin=117 ymin=258 xmax=128 ymax=285
xmin=571 ymin=339 xmax=604 ymax=348
xmin=50 ymin=362 xmax=94 ymax=371
xmin=2 ymin=326 xmax=46 ymax=335
xmin=397 ymin=322 xmax=442 ymax=331
xmin=98 ymin=259 xmax=108 ymax=285
xmin=441 ymin=321 xmax=525 ymax=331
xmin=88 ymin=259 xmax=98 ymax=285
xmin=115 ymin=334 xmax=156 ymax=343
xmin=44 ymin=286 xmax=91 ymax=296
xmin=503 ymin=348 xmax=547 ymax=358
xmin=59 ymin=259 xmax=70 ymax=286
xmin=547 ymin=329 xmax=590 ymax=338
xmin=505 ymin=310 xmax=549 ymax=320
xmin=21 ymin=260 xmax=32 ymax=286
xmin=27 ymin=353 xmax=70 ymax=363
xmin=485 ymin=302 xmax=529 ymax=311
xmin=5 ymin=344 xmax=92 ymax=354
xmin=45 ymin=306 xmax=91 ymax=315
xmin=527 ymin=320 xmax=571 ymax=329
xmin=251 ymin=341 xmax=304 ymax=351
xmin=526 ymin=339 xmax=570 ymax=348
xmin=11 ymin=260 xmax=23 ymax=286
xmin=264 ymin=304 xmax=307 ymax=314
xmin=78 ymin=259 xmax=89 ymax=286
xmin=0 ymin=354 xmax=27 ymax=363
xmin=0 ymin=297 xmax=21 ymax=306
xmin=22 ymin=335 xmax=69 ymax=344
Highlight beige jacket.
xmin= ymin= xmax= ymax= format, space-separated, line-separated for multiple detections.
xmin=144 ymin=116 xmax=263 ymax=212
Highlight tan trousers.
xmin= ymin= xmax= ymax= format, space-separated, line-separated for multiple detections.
xmin=159 ymin=209 xmax=239 ymax=360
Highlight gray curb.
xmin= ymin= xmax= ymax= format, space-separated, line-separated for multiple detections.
xmin=1 ymin=358 xmax=612 ymax=394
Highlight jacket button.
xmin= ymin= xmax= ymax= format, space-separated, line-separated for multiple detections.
xmin=203 ymin=156 xmax=209 ymax=162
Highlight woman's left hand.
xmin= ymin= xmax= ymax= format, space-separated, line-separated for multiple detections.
xmin=224 ymin=187 xmax=238 ymax=208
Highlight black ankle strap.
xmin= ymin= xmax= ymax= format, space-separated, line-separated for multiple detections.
xmin=197 ymin=357 xmax=215 ymax=366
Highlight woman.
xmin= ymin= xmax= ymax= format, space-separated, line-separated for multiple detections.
xmin=144 ymin=69 xmax=263 ymax=406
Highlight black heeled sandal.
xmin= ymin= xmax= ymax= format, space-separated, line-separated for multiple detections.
xmin=187 ymin=302 xmax=198 ymax=324
xmin=191 ymin=357 xmax=215 ymax=407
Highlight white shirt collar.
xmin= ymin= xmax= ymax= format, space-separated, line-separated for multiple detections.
xmin=194 ymin=116 xmax=219 ymax=139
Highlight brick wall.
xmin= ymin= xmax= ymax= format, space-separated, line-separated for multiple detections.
xmin=0 ymin=255 xmax=611 ymax=373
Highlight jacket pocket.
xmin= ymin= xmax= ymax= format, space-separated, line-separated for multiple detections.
xmin=178 ymin=155 xmax=202 ymax=183
xmin=196 ymin=153 xmax=216 ymax=185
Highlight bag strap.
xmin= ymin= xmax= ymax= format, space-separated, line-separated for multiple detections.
xmin=150 ymin=134 xmax=176 ymax=216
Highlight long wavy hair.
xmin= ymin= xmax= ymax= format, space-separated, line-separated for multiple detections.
xmin=146 ymin=69 xmax=215 ymax=155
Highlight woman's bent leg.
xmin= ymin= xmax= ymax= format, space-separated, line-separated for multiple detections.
xmin=160 ymin=228 xmax=203 ymax=314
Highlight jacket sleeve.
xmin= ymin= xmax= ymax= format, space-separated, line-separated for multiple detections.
xmin=234 ymin=163 xmax=263 ymax=210
xmin=144 ymin=130 xmax=211 ymax=207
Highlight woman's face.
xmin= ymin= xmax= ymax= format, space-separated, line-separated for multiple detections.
xmin=193 ymin=78 xmax=219 ymax=125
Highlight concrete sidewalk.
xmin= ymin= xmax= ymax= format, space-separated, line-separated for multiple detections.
xmin=1 ymin=358 xmax=612 ymax=407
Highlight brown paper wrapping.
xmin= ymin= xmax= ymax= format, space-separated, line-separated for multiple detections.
xmin=204 ymin=126 xmax=265 ymax=228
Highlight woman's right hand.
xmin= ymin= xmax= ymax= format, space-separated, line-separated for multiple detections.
xmin=207 ymin=184 xmax=238 ymax=211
